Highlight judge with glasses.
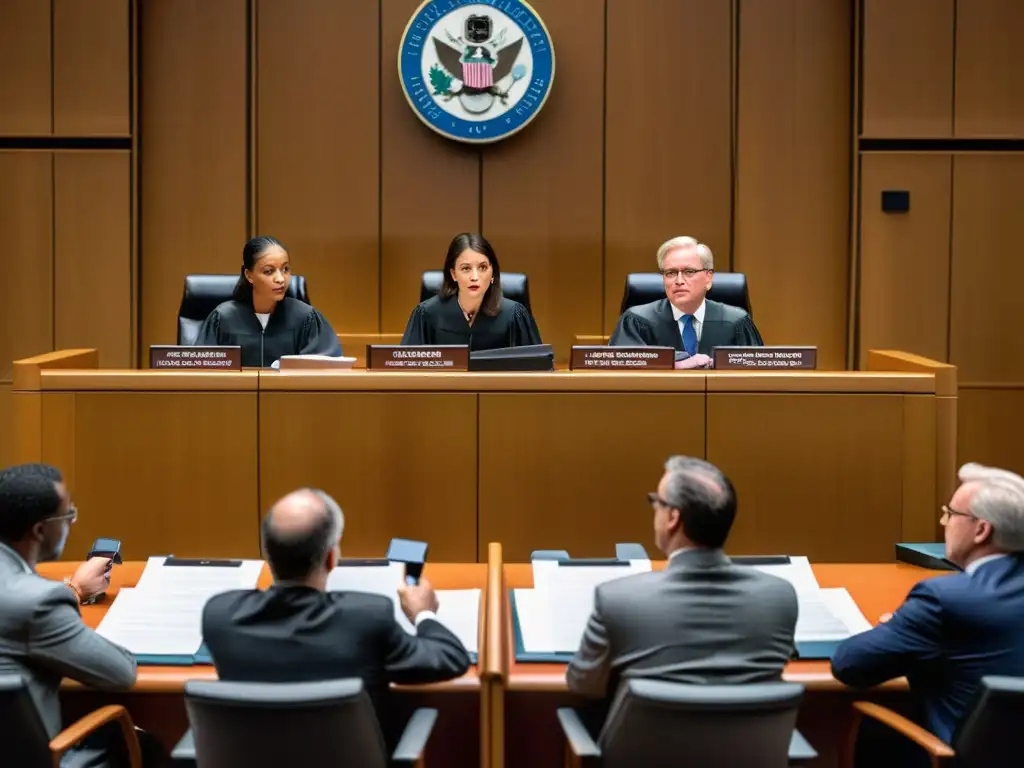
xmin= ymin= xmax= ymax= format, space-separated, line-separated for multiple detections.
xmin=609 ymin=236 xmax=762 ymax=355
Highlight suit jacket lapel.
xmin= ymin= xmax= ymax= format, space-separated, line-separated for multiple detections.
xmin=655 ymin=300 xmax=683 ymax=350
xmin=698 ymin=300 xmax=724 ymax=355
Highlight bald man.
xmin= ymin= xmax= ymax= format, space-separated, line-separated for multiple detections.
xmin=567 ymin=456 xmax=797 ymax=717
xmin=201 ymin=489 xmax=470 ymax=747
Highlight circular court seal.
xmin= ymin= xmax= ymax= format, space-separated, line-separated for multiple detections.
xmin=398 ymin=1 xmax=556 ymax=144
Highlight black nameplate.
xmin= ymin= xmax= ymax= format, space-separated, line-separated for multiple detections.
xmin=163 ymin=557 xmax=242 ymax=567
xmin=730 ymin=555 xmax=792 ymax=565
xmin=557 ymin=558 xmax=629 ymax=567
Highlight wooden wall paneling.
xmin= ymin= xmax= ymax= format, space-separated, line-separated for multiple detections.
xmin=478 ymin=393 xmax=705 ymax=562
xmin=140 ymin=0 xmax=248 ymax=351
xmin=40 ymin=393 xmax=77 ymax=557
xmin=0 ymin=153 xmax=54 ymax=380
xmin=68 ymin=391 xmax=260 ymax=558
xmin=901 ymin=394 xmax=939 ymax=541
xmin=949 ymin=154 xmax=1024 ymax=383
xmin=481 ymin=0 xmax=603 ymax=363
xmin=0 ymin=383 xmax=13 ymax=469
xmin=255 ymin=0 xmax=379 ymax=335
xmin=954 ymin=0 xmax=1024 ymax=137
xmin=259 ymin=392 xmax=478 ymax=562
xmin=381 ymin=0 xmax=481 ymax=335
xmin=54 ymin=152 xmax=133 ymax=368
xmin=707 ymin=393 xmax=905 ymax=562
xmin=603 ymin=0 xmax=733 ymax=335
xmin=734 ymin=0 xmax=851 ymax=370
xmin=0 ymin=0 xmax=51 ymax=135
xmin=52 ymin=0 xmax=130 ymax=136
xmin=958 ymin=387 xmax=1024 ymax=473
xmin=860 ymin=0 xmax=954 ymax=137
xmin=857 ymin=154 xmax=951 ymax=368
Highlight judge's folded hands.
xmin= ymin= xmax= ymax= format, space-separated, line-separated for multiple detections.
xmin=398 ymin=578 xmax=440 ymax=622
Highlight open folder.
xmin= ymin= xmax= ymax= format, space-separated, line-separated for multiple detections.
xmin=510 ymin=555 xmax=873 ymax=663
xmin=96 ymin=557 xmax=264 ymax=665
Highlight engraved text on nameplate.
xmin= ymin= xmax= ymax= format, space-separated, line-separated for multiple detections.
xmin=570 ymin=346 xmax=675 ymax=370
xmin=367 ymin=345 xmax=469 ymax=371
xmin=149 ymin=346 xmax=242 ymax=370
xmin=712 ymin=346 xmax=818 ymax=370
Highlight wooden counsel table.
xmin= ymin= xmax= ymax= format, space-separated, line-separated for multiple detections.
xmin=41 ymin=553 xmax=942 ymax=768
xmin=495 ymin=560 xmax=946 ymax=768
xmin=14 ymin=349 xmax=956 ymax=565
xmin=43 ymin=560 xmax=488 ymax=767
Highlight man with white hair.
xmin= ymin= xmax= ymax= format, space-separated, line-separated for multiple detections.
xmin=202 ymin=488 xmax=470 ymax=749
xmin=609 ymin=236 xmax=762 ymax=355
xmin=832 ymin=462 xmax=1024 ymax=745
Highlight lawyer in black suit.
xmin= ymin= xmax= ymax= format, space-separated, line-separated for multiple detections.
xmin=202 ymin=488 xmax=471 ymax=747
xmin=610 ymin=236 xmax=762 ymax=355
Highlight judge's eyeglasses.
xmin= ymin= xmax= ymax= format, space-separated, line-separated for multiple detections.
xmin=940 ymin=504 xmax=975 ymax=526
xmin=661 ymin=268 xmax=711 ymax=281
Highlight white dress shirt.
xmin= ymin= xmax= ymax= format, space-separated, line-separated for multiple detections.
xmin=965 ymin=553 xmax=1009 ymax=575
xmin=670 ymin=300 xmax=706 ymax=342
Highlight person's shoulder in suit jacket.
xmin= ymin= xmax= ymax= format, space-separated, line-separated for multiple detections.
xmin=832 ymin=462 xmax=1024 ymax=743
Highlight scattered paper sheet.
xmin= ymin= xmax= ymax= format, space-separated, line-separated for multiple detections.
xmin=750 ymin=556 xmax=821 ymax=595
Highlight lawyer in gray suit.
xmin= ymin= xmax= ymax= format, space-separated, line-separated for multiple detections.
xmin=609 ymin=236 xmax=762 ymax=356
xmin=567 ymin=456 xmax=797 ymax=703
xmin=0 ymin=464 xmax=142 ymax=767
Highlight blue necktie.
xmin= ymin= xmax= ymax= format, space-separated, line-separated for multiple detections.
xmin=680 ymin=315 xmax=698 ymax=356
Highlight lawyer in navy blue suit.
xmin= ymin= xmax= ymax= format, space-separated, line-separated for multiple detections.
xmin=609 ymin=236 xmax=762 ymax=356
xmin=831 ymin=462 xmax=1024 ymax=747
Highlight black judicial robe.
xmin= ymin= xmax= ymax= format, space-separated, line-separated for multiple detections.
xmin=194 ymin=297 xmax=342 ymax=367
xmin=400 ymin=295 xmax=543 ymax=351
xmin=609 ymin=298 xmax=763 ymax=354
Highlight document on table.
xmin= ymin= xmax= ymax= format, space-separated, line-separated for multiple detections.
xmin=519 ymin=561 xmax=651 ymax=653
xmin=327 ymin=563 xmax=480 ymax=652
xmin=750 ymin=556 xmax=821 ymax=594
xmin=96 ymin=588 xmax=205 ymax=655
xmin=96 ymin=557 xmax=264 ymax=656
xmin=795 ymin=588 xmax=873 ymax=642
xmin=133 ymin=557 xmax=264 ymax=595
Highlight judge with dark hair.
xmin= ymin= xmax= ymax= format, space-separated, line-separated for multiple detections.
xmin=193 ymin=235 xmax=342 ymax=367
xmin=610 ymin=236 xmax=762 ymax=355
xmin=400 ymin=232 xmax=542 ymax=350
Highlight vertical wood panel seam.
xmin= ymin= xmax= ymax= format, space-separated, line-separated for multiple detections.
xmin=49 ymin=0 xmax=55 ymax=134
xmin=378 ymin=0 xmax=383 ymax=333
xmin=129 ymin=0 xmax=137 ymax=367
xmin=847 ymin=0 xmax=864 ymax=369
xmin=247 ymin=0 xmax=256 ymax=238
xmin=729 ymin=0 xmax=739 ymax=272
xmin=600 ymin=0 xmax=607 ymax=331
xmin=945 ymin=0 xmax=957 ymax=361
xmin=951 ymin=0 xmax=958 ymax=137
xmin=134 ymin=0 xmax=144 ymax=366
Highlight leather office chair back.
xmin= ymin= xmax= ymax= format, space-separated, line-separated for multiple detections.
xmin=953 ymin=676 xmax=1024 ymax=767
xmin=420 ymin=270 xmax=532 ymax=314
xmin=619 ymin=272 xmax=751 ymax=316
xmin=177 ymin=274 xmax=310 ymax=345
xmin=598 ymin=680 xmax=803 ymax=768
xmin=0 ymin=675 xmax=60 ymax=768
xmin=184 ymin=679 xmax=390 ymax=768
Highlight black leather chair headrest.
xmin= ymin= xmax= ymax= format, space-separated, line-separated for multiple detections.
xmin=620 ymin=272 xmax=751 ymax=316
xmin=177 ymin=274 xmax=309 ymax=345
xmin=420 ymin=270 xmax=532 ymax=314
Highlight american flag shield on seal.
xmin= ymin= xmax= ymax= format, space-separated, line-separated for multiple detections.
xmin=462 ymin=60 xmax=493 ymax=89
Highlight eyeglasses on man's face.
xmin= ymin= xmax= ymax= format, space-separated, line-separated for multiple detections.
xmin=43 ymin=504 xmax=77 ymax=525
xmin=647 ymin=492 xmax=676 ymax=510
xmin=940 ymin=504 xmax=975 ymax=526
xmin=661 ymin=268 xmax=711 ymax=281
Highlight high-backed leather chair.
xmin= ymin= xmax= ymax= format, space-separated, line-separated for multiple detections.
xmin=176 ymin=274 xmax=310 ymax=345
xmin=0 ymin=675 xmax=143 ymax=768
xmin=619 ymin=272 xmax=751 ymax=316
xmin=172 ymin=678 xmax=437 ymax=768
xmin=420 ymin=270 xmax=532 ymax=314
xmin=558 ymin=680 xmax=815 ymax=767
xmin=848 ymin=676 xmax=1024 ymax=767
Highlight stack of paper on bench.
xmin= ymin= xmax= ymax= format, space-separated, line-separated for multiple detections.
xmin=326 ymin=561 xmax=481 ymax=656
xmin=96 ymin=556 xmax=264 ymax=664
xmin=512 ymin=556 xmax=872 ymax=661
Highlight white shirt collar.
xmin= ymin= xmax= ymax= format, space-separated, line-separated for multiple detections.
xmin=965 ymin=552 xmax=1010 ymax=575
xmin=667 ymin=547 xmax=694 ymax=561
xmin=670 ymin=299 xmax=706 ymax=325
